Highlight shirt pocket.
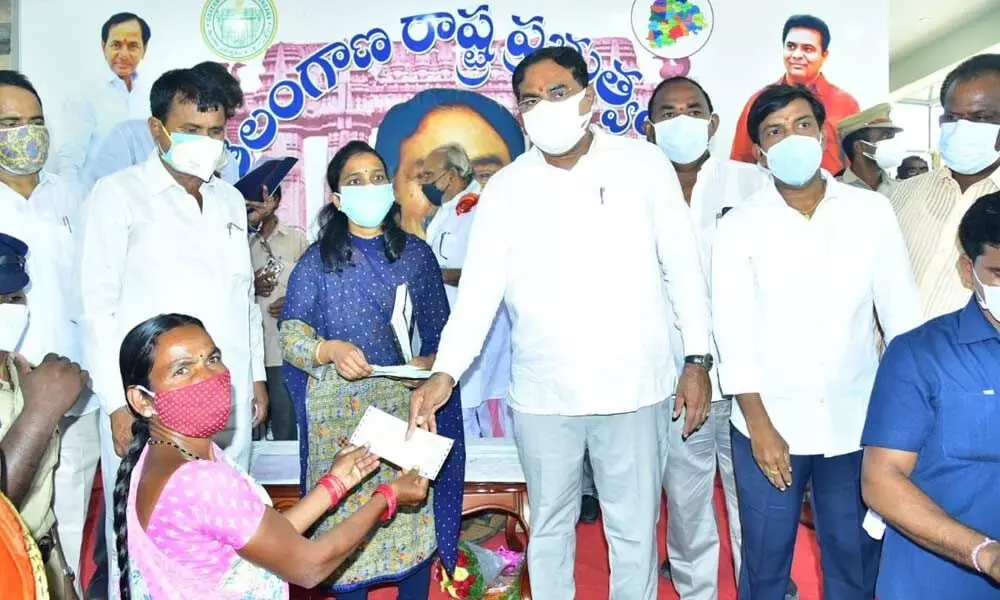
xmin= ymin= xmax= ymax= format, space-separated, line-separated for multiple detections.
xmin=940 ymin=391 xmax=1000 ymax=462
xmin=221 ymin=222 xmax=253 ymax=286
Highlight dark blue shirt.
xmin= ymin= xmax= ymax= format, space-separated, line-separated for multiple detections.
xmin=863 ymin=297 xmax=1000 ymax=599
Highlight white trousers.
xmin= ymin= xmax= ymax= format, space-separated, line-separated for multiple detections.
xmin=658 ymin=399 xmax=741 ymax=600
xmin=52 ymin=410 xmax=101 ymax=595
xmin=512 ymin=404 xmax=662 ymax=600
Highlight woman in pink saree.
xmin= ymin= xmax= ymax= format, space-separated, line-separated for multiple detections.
xmin=112 ymin=314 xmax=430 ymax=599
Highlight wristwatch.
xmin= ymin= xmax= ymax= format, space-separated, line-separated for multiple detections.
xmin=684 ymin=354 xmax=714 ymax=372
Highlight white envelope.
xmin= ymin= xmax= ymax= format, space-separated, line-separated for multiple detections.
xmin=349 ymin=406 xmax=454 ymax=480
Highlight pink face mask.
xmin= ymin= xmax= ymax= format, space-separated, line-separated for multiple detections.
xmin=140 ymin=370 xmax=233 ymax=438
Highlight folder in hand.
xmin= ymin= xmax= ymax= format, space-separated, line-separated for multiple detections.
xmin=235 ymin=156 xmax=298 ymax=202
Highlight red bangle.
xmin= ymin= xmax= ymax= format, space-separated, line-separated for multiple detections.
xmin=373 ymin=484 xmax=397 ymax=522
xmin=318 ymin=474 xmax=347 ymax=508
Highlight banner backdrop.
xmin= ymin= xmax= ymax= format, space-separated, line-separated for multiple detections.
xmin=21 ymin=0 xmax=888 ymax=233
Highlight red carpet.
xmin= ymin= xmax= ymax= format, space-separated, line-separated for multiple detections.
xmin=82 ymin=474 xmax=823 ymax=599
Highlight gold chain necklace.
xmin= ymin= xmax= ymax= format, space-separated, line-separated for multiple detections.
xmin=149 ymin=439 xmax=202 ymax=461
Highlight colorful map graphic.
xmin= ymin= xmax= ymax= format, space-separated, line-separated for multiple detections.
xmin=646 ymin=0 xmax=709 ymax=48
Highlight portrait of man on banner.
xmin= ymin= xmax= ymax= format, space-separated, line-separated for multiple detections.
xmin=730 ymin=13 xmax=860 ymax=175
xmin=374 ymin=88 xmax=526 ymax=237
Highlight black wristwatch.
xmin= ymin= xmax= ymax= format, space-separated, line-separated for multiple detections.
xmin=684 ymin=354 xmax=714 ymax=372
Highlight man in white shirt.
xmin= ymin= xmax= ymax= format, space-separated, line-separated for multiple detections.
xmin=52 ymin=12 xmax=151 ymax=179
xmin=79 ymin=65 xmax=267 ymax=594
xmin=0 ymin=70 xmax=98 ymax=594
xmin=86 ymin=118 xmax=241 ymax=186
xmin=712 ymin=84 xmax=921 ymax=600
xmin=421 ymin=142 xmax=513 ymax=439
xmin=409 ymin=47 xmax=713 ymax=600
xmin=644 ymin=76 xmax=770 ymax=600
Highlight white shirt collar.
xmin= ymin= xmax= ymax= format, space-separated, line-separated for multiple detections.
xmin=440 ymin=178 xmax=482 ymax=210
xmin=107 ymin=68 xmax=140 ymax=89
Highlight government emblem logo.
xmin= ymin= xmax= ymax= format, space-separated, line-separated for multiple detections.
xmin=201 ymin=0 xmax=278 ymax=61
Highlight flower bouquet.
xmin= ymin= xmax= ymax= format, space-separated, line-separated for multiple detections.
xmin=437 ymin=541 xmax=525 ymax=599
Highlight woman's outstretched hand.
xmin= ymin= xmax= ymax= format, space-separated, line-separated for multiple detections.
xmin=390 ymin=468 xmax=430 ymax=506
xmin=328 ymin=445 xmax=380 ymax=490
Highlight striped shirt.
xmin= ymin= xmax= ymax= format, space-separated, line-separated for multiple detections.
xmin=890 ymin=166 xmax=1000 ymax=320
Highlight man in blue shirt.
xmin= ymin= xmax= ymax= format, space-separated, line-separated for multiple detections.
xmin=862 ymin=191 xmax=1000 ymax=599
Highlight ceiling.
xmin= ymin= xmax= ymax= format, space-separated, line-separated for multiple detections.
xmin=890 ymin=0 xmax=1000 ymax=60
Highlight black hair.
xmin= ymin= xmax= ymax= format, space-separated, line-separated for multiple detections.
xmin=191 ymin=61 xmax=245 ymax=117
xmin=113 ymin=313 xmax=204 ymax=600
xmin=939 ymin=53 xmax=1000 ymax=107
xmin=747 ymin=84 xmax=827 ymax=146
xmin=318 ymin=140 xmax=406 ymax=272
xmin=512 ymin=46 xmax=589 ymax=101
xmin=842 ymin=128 xmax=874 ymax=163
xmin=959 ymin=192 xmax=1000 ymax=261
xmin=647 ymin=76 xmax=715 ymax=116
xmin=150 ymin=66 xmax=244 ymax=123
xmin=0 ymin=70 xmax=42 ymax=108
xmin=897 ymin=156 xmax=928 ymax=179
xmin=782 ymin=14 xmax=831 ymax=52
xmin=101 ymin=12 xmax=151 ymax=47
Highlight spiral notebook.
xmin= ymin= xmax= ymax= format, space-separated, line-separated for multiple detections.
xmin=348 ymin=406 xmax=454 ymax=480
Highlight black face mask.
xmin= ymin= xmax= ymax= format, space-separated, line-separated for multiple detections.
xmin=421 ymin=171 xmax=450 ymax=206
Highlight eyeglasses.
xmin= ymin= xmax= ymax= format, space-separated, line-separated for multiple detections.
xmin=517 ymin=87 xmax=583 ymax=112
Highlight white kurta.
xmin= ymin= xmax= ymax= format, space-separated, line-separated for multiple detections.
xmin=426 ymin=180 xmax=512 ymax=409
xmin=664 ymin=157 xmax=771 ymax=403
xmin=52 ymin=70 xmax=151 ymax=180
xmin=0 ymin=173 xmax=93 ymax=414
xmin=434 ymin=130 xmax=711 ymax=417
xmin=79 ymin=152 xmax=264 ymax=468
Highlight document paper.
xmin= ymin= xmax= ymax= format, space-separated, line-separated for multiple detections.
xmin=369 ymin=364 xmax=432 ymax=380
xmin=349 ymin=406 xmax=454 ymax=480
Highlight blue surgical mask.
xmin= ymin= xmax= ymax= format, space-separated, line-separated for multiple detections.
xmin=653 ymin=115 xmax=711 ymax=165
xmin=763 ymin=135 xmax=822 ymax=186
xmin=939 ymin=120 xmax=1000 ymax=175
xmin=338 ymin=184 xmax=395 ymax=228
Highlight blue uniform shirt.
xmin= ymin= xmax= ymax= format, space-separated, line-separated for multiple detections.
xmin=863 ymin=296 xmax=1000 ymax=599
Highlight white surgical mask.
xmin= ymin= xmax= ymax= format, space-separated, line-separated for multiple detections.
xmin=215 ymin=144 xmax=230 ymax=173
xmin=0 ymin=303 xmax=29 ymax=353
xmin=862 ymin=137 xmax=907 ymax=171
xmin=763 ymin=135 xmax=823 ymax=187
xmin=521 ymin=89 xmax=591 ymax=155
xmin=974 ymin=267 xmax=1000 ymax=318
xmin=653 ymin=115 xmax=711 ymax=165
xmin=939 ymin=120 xmax=1000 ymax=175
xmin=159 ymin=131 xmax=226 ymax=181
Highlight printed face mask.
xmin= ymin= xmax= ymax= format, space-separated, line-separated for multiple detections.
xmin=338 ymin=184 xmax=396 ymax=228
xmin=521 ymin=89 xmax=592 ymax=155
xmin=139 ymin=370 xmax=233 ymax=438
xmin=0 ymin=124 xmax=50 ymax=176
xmin=0 ymin=303 xmax=29 ymax=352
xmin=653 ymin=115 xmax=711 ymax=165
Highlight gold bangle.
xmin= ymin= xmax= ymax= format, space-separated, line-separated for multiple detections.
xmin=314 ymin=340 xmax=326 ymax=365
